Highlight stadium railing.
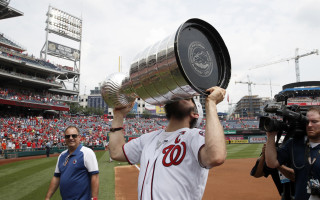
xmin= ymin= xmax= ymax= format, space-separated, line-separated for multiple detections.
xmin=1 ymin=145 xmax=105 ymax=159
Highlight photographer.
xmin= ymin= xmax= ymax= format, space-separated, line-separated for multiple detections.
xmin=266 ymin=106 xmax=320 ymax=200
xmin=251 ymin=143 xmax=295 ymax=199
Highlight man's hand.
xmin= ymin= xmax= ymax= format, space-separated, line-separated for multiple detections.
xmin=113 ymin=102 xmax=135 ymax=118
xmin=112 ymin=102 xmax=135 ymax=128
xmin=206 ymin=86 xmax=226 ymax=105
xmin=45 ymin=176 xmax=60 ymax=200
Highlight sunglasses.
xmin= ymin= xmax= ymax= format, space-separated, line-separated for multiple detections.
xmin=65 ymin=134 xmax=79 ymax=139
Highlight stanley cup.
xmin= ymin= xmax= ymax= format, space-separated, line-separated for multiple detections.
xmin=101 ymin=18 xmax=231 ymax=108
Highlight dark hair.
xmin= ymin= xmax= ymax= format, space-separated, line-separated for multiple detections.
xmin=164 ymin=99 xmax=196 ymax=120
xmin=64 ymin=126 xmax=80 ymax=135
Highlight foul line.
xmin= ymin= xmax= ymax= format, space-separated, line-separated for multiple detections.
xmin=134 ymin=164 xmax=140 ymax=171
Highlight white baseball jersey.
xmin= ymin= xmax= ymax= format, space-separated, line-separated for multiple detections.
xmin=123 ymin=128 xmax=209 ymax=200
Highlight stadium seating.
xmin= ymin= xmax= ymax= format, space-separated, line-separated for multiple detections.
xmin=0 ymin=33 xmax=23 ymax=49
xmin=0 ymin=45 xmax=61 ymax=71
xmin=0 ymin=115 xmax=260 ymax=152
xmin=0 ymin=87 xmax=69 ymax=106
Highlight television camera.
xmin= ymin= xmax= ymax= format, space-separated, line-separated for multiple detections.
xmin=259 ymin=104 xmax=308 ymax=140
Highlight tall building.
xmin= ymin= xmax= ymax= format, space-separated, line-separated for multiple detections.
xmin=232 ymin=95 xmax=271 ymax=118
xmin=87 ymin=87 xmax=108 ymax=112
xmin=136 ymin=98 xmax=146 ymax=114
xmin=79 ymin=94 xmax=88 ymax=108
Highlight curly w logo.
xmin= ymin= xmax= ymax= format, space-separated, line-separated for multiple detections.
xmin=162 ymin=135 xmax=186 ymax=167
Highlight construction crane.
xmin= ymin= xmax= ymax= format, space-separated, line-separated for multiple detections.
xmin=235 ymin=76 xmax=278 ymax=97
xmin=235 ymin=76 xmax=278 ymax=117
xmin=249 ymin=48 xmax=319 ymax=82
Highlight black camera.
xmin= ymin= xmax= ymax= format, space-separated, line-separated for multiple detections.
xmin=259 ymin=104 xmax=308 ymax=139
xmin=308 ymin=178 xmax=320 ymax=197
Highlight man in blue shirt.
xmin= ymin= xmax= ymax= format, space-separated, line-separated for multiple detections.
xmin=45 ymin=126 xmax=99 ymax=200
xmin=266 ymin=106 xmax=320 ymax=200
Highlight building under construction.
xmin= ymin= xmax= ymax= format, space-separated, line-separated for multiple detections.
xmin=231 ymin=95 xmax=272 ymax=119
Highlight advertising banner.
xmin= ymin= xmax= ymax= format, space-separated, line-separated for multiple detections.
xmin=231 ymin=140 xmax=249 ymax=144
xmin=47 ymin=41 xmax=80 ymax=60
xmin=225 ymin=136 xmax=244 ymax=140
xmin=224 ymin=130 xmax=236 ymax=134
xmin=156 ymin=105 xmax=165 ymax=115
xmin=249 ymin=136 xmax=267 ymax=143
xmin=131 ymin=102 xmax=138 ymax=114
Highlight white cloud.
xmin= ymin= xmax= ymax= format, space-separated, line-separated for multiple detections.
xmin=4 ymin=0 xmax=320 ymax=112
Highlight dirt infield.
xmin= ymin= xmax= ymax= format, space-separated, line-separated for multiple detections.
xmin=0 ymin=154 xmax=60 ymax=166
xmin=115 ymin=158 xmax=279 ymax=200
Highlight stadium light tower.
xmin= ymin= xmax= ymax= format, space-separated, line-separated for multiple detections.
xmin=40 ymin=5 xmax=82 ymax=98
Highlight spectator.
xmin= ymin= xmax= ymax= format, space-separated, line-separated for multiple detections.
xmin=1 ymin=139 xmax=6 ymax=154
xmin=7 ymin=139 xmax=12 ymax=149
xmin=45 ymin=140 xmax=51 ymax=157
xmin=15 ymin=140 xmax=20 ymax=150
xmin=32 ymin=141 xmax=36 ymax=149
xmin=26 ymin=140 xmax=32 ymax=150
xmin=45 ymin=126 xmax=99 ymax=200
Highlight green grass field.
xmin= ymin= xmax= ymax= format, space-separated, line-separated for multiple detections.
xmin=0 ymin=143 xmax=263 ymax=200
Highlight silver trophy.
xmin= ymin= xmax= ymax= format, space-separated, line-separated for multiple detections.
xmin=101 ymin=18 xmax=231 ymax=108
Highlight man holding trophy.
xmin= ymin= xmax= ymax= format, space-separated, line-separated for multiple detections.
xmin=109 ymin=86 xmax=226 ymax=199
xmin=101 ymin=18 xmax=231 ymax=199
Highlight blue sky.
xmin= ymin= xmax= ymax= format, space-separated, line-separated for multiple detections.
xmin=2 ymin=0 xmax=320 ymax=112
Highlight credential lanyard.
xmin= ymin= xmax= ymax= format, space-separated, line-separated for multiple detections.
xmin=306 ymin=141 xmax=320 ymax=179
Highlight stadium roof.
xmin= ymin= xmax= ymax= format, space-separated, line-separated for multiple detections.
xmin=281 ymin=87 xmax=320 ymax=92
xmin=0 ymin=1 xmax=23 ymax=20
xmin=275 ymin=81 xmax=320 ymax=101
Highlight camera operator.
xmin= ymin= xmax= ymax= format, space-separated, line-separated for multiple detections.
xmin=251 ymin=143 xmax=295 ymax=199
xmin=266 ymin=106 xmax=320 ymax=200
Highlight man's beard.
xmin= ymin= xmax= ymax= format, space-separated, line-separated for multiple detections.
xmin=307 ymin=130 xmax=320 ymax=140
xmin=169 ymin=101 xmax=194 ymax=120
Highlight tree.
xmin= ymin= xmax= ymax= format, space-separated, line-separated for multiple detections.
xmin=69 ymin=103 xmax=82 ymax=114
xmin=127 ymin=110 xmax=136 ymax=118
xmin=141 ymin=109 xmax=152 ymax=118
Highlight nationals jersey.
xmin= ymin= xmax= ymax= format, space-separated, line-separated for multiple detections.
xmin=123 ymin=128 xmax=209 ymax=200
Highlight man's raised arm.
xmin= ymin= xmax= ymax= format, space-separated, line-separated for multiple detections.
xmin=108 ymin=103 xmax=134 ymax=161
xmin=265 ymin=131 xmax=280 ymax=169
xmin=199 ymin=87 xmax=227 ymax=168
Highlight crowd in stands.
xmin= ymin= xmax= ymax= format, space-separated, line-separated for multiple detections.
xmin=0 ymin=34 xmax=76 ymax=74
xmin=0 ymin=45 xmax=62 ymax=72
xmin=0 ymin=65 xmax=60 ymax=86
xmin=0 ymin=33 xmax=24 ymax=50
xmin=0 ymin=115 xmax=260 ymax=152
xmin=221 ymin=119 xmax=259 ymax=129
xmin=56 ymin=64 xmax=75 ymax=72
xmin=0 ymin=87 xmax=73 ymax=107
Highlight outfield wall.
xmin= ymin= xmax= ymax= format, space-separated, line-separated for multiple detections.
xmin=124 ymin=130 xmax=267 ymax=144
xmin=1 ymin=146 xmax=105 ymax=159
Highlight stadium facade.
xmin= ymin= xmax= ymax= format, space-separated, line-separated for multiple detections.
xmin=0 ymin=3 xmax=80 ymax=117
